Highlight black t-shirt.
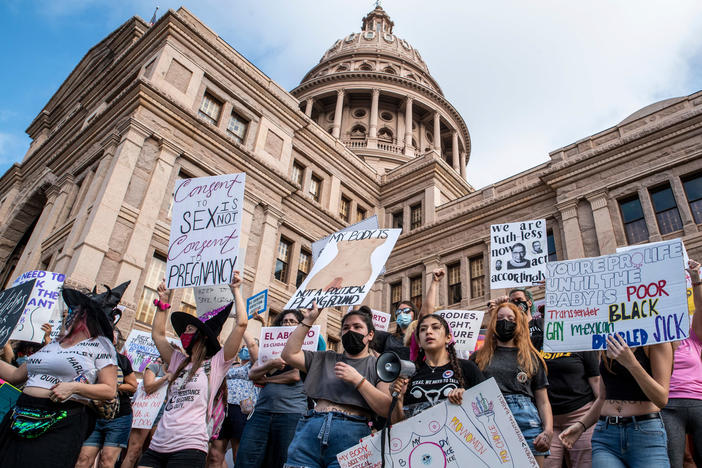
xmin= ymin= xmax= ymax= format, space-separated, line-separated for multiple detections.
xmin=116 ymin=353 xmax=134 ymax=417
xmin=371 ymin=331 xmax=410 ymax=360
xmin=529 ymin=317 xmax=544 ymax=351
xmin=473 ymin=346 xmax=548 ymax=400
xmin=403 ymin=359 xmax=485 ymax=417
xmin=542 ymin=351 xmax=599 ymax=415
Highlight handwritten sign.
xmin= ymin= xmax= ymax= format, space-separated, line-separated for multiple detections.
xmin=285 ymin=229 xmax=401 ymax=309
xmin=311 ymin=215 xmax=379 ymax=263
xmin=0 ymin=280 xmax=36 ymax=347
xmin=10 ymin=271 xmax=65 ymax=343
xmin=490 ymin=219 xmax=547 ymax=289
xmin=192 ymin=248 xmax=244 ymax=318
xmin=337 ymin=377 xmax=537 ymax=467
xmin=122 ymin=330 xmax=180 ymax=373
xmin=544 ymin=239 xmax=688 ymax=352
xmin=131 ymin=382 xmax=168 ymax=429
xmin=371 ymin=309 xmax=390 ymax=332
xmin=167 ymin=173 xmax=246 ymax=289
xmin=246 ymin=290 xmax=268 ymax=319
xmin=437 ymin=310 xmax=485 ymax=352
xmin=258 ymin=325 xmax=320 ymax=363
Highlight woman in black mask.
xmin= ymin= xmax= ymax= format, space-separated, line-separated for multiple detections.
xmin=471 ymin=302 xmax=552 ymax=467
xmin=282 ymin=305 xmax=392 ymax=468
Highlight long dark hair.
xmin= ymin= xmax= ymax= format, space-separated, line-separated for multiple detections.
xmin=62 ymin=304 xmax=113 ymax=342
xmin=273 ymin=309 xmax=304 ymax=327
xmin=414 ymin=314 xmax=465 ymax=388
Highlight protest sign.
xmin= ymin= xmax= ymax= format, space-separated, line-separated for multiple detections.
xmin=258 ymin=325 xmax=320 ymax=363
xmin=11 ymin=270 xmax=65 ymax=343
xmin=371 ymin=309 xmax=390 ymax=332
xmin=247 ymin=290 xmax=268 ymax=319
xmin=0 ymin=280 xmax=36 ymax=348
xmin=131 ymin=382 xmax=168 ymax=429
xmin=544 ymin=239 xmax=688 ymax=352
xmin=311 ymin=215 xmax=379 ymax=263
xmin=436 ymin=310 xmax=485 ymax=352
xmin=285 ymin=229 xmax=401 ymax=309
xmin=0 ymin=379 xmax=21 ymax=423
xmin=490 ymin=219 xmax=547 ymax=289
xmin=193 ymin=248 xmax=245 ymax=317
xmin=337 ymin=377 xmax=537 ymax=468
xmin=122 ymin=329 xmax=180 ymax=372
xmin=166 ymin=173 xmax=246 ymax=289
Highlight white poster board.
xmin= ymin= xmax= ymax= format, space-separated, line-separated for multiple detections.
xmin=337 ymin=378 xmax=537 ymax=467
xmin=544 ymin=239 xmax=688 ymax=352
xmin=258 ymin=325 xmax=320 ymax=363
xmin=193 ymin=248 xmax=245 ymax=317
xmin=11 ymin=270 xmax=65 ymax=343
xmin=490 ymin=220 xmax=547 ymax=289
xmin=122 ymin=330 xmax=180 ymax=373
xmin=166 ymin=173 xmax=246 ymax=289
xmin=131 ymin=382 xmax=168 ymax=429
xmin=371 ymin=309 xmax=390 ymax=332
xmin=311 ymin=215 xmax=379 ymax=263
xmin=436 ymin=310 xmax=485 ymax=352
xmin=285 ymin=229 xmax=401 ymax=309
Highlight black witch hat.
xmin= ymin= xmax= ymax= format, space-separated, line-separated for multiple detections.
xmin=62 ymin=280 xmax=131 ymax=338
xmin=171 ymin=303 xmax=233 ymax=358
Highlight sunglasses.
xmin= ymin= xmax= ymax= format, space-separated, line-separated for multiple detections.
xmin=396 ymin=307 xmax=412 ymax=314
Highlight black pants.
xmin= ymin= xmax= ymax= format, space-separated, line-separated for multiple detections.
xmin=139 ymin=448 xmax=207 ymax=468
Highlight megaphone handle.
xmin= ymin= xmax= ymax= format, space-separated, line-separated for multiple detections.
xmin=391 ymin=390 xmax=399 ymax=398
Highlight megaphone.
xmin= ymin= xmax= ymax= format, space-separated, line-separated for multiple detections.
xmin=376 ymin=351 xmax=416 ymax=383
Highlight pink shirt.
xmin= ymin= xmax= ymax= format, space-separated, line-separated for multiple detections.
xmin=149 ymin=349 xmax=233 ymax=454
xmin=669 ymin=328 xmax=702 ymax=400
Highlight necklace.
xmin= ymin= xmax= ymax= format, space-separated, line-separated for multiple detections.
xmin=425 ymin=358 xmax=449 ymax=373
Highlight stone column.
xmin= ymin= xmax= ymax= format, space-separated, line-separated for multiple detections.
xmin=637 ymin=187 xmax=661 ymax=242
xmin=332 ymin=90 xmax=344 ymax=139
xmin=433 ymin=112 xmax=441 ymax=154
xmin=557 ymin=201 xmax=585 ymax=259
xmin=369 ymin=89 xmax=379 ymax=139
xmin=404 ymin=96 xmax=414 ymax=156
xmin=587 ymin=191 xmax=617 ymax=254
xmin=460 ymin=151 xmax=466 ymax=179
xmin=251 ymin=204 xmax=283 ymax=295
xmin=670 ymin=176 xmax=699 ymax=236
xmin=452 ymin=131 xmax=460 ymax=172
xmin=304 ymin=98 xmax=314 ymax=117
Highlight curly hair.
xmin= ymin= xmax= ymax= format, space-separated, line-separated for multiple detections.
xmin=414 ymin=314 xmax=465 ymax=388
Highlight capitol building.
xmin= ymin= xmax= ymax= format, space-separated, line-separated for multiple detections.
xmin=0 ymin=6 xmax=700 ymax=345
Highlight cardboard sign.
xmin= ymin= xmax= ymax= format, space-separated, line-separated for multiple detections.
xmin=285 ymin=229 xmax=401 ymax=309
xmin=131 ymin=382 xmax=168 ymax=429
xmin=490 ymin=220 xmax=547 ymax=289
xmin=122 ymin=330 xmax=180 ymax=373
xmin=246 ymin=290 xmax=268 ymax=319
xmin=258 ymin=325 xmax=320 ymax=363
xmin=193 ymin=248 xmax=244 ymax=318
xmin=11 ymin=271 xmax=65 ymax=343
xmin=337 ymin=378 xmax=537 ymax=467
xmin=0 ymin=280 xmax=37 ymax=348
xmin=166 ymin=173 xmax=246 ymax=289
xmin=544 ymin=239 xmax=688 ymax=352
xmin=436 ymin=310 xmax=485 ymax=352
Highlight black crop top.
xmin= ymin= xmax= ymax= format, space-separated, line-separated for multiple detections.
xmin=600 ymin=347 xmax=652 ymax=401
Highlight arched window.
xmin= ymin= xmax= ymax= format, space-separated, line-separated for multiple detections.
xmin=350 ymin=125 xmax=367 ymax=139
xmin=378 ymin=127 xmax=393 ymax=142
xmin=383 ymin=66 xmax=396 ymax=75
xmin=359 ymin=63 xmax=373 ymax=71
xmin=336 ymin=65 xmax=348 ymax=72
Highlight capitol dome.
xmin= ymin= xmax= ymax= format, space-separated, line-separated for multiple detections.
xmin=291 ymin=6 xmax=470 ymax=178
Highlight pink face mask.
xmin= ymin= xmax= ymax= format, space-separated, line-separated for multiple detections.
xmin=180 ymin=331 xmax=196 ymax=349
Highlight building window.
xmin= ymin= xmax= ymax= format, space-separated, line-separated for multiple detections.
xmin=292 ymin=162 xmax=304 ymax=186
xmin=410 ymin=276 xmax=422 ymax=311
xmin=619 ymin=195 xmax=649 ymax=244
xmin=198 ymin=93 xmax=222 ymax=125
xmin=227 ymin=111 xmax=248 ymax=143
xmin=274 ymin=238 xmax=292 ymax=283
xmin=136 ymin=254 xmax=167 ymax=324
xmin=340 ymin=196 xmax=351 ymax=222
xmin=447 ymin=263 xmax=462 ymax=304
xmin=649 ymin=184 xmax=683 ymax=234
xmin=547 ymin=229 xmax=557 ymax=262
xmin=682 ymin=173 xmax=702 ymax=224
xmin=181 ymin=288 xmax=197 ymax=316
xmin=392 ymin=211 xmax=403 ymax=230
xmin=356 ymin=206 xmax=367 ymax=222
xmin=310 ymin=174 xmax=322 ymax=202
xmin=390 ymin=282 xmax=402 ymax=315
xmin=296 ymin=249 xmax=311 ymax=287
xmin=410 ymin=203 xmax=422 ymax=230
xmin=469 ymin=255 xmax=485 ymax=298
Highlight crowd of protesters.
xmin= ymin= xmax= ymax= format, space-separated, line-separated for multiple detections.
xmin=0 ymin=260 xmax=699 ymax=468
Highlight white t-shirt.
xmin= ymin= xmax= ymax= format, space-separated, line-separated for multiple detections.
xmin=25 ymin=336 xmax=117 ymax=400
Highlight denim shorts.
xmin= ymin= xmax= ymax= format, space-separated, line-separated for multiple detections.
xmin=83 ymin=413 xmax=133 ymax=448
xmin=504 ymin=393 xmax=549 ymax=457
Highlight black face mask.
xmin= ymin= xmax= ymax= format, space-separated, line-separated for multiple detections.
xmin=511 ymin=299 xmax=529 ymax=314
xmin=342 ymin=330 xmax=367 ymax=355
xmin=495 ymin=319 xmax=517 ymax=342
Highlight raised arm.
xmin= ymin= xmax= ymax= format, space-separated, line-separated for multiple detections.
xmin=281 ymin=302 xmax=321 ymax=372
xmin=143 ymin=366 xmax=171 ymax=394
xmin=222 ymin=271 xmax=249 ymax=362
xmin=242 ymin=329 xmax=259 ymax=363
xmin=152 ymin=280 xmax=174 ymax=365
xmin=689 ymin=260 xmax=702 ymax=338
xmin=419 ymin=269 xmax=444 ymax=320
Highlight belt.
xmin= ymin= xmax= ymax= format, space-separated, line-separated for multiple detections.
xmin=599 ymin=412 xmax=660 ymax=425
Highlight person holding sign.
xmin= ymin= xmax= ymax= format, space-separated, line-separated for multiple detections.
xmin=282 ymin=305 xmax=392 ymax=468
xmin=390 ymin=313 xmax=485 ymax=421
xmin=0 ymin=288 xmax=119 ymax=468
xmin=138 ymin=273 xmax=248 ymax=468
xmin=471 ymin=302 xmax=552 ymax=466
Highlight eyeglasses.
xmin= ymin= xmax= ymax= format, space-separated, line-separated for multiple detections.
xmin=396 ymin=307 xmax=412 ymax=314
xmin=282 ymin=320 xmax=300 ymax=325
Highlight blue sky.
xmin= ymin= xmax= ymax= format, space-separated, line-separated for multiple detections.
xmin=1 ymin=1 xmax=702 ymax=187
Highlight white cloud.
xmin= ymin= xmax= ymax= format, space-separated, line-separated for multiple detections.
xmin=0 ymin=132 xmax=28 ymax=164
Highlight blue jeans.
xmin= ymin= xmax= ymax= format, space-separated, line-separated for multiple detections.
xmin=284 ymin=411 xmax=371 ymax=468
xmin=504 ymin=393 xmax=549 ymax=457
xmin=591 ymin=416 xmax=670 ymax=467
xmin=234 ymin=410 xmax=303 ymax=468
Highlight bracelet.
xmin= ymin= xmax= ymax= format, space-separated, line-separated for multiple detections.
xmin=153 ymin=299 xmax=171 ymax=311
xmin=355 ymin=377 xmax=366 ymax=390
xmin=300 ymin=322 xmax=313 ymax=328
xmin=576 ymin=420 xmax=587 ymax=431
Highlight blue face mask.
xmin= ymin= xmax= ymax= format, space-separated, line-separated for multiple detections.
xmin=238 ymin=348 xmax=250 ymax=361
xmin=16 ymin=356 xmax=28 ymax=366
xmin=396 ymin=312 xmax=412 ymax=328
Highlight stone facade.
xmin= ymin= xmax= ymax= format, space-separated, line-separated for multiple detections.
xmin=0 ymin=6 xmax=700 ymax=348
